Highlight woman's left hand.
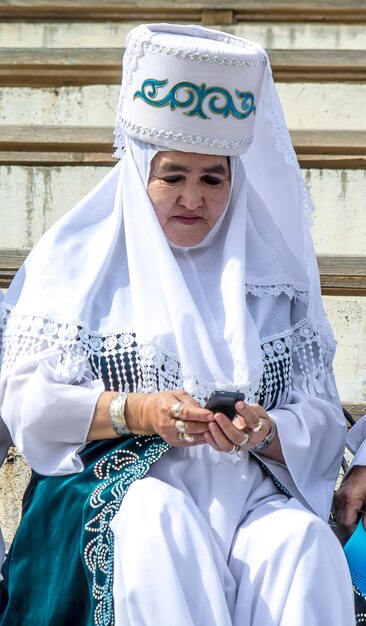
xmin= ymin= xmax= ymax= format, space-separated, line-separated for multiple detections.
xmin=204 ymin=400 xmax=284 ymax=462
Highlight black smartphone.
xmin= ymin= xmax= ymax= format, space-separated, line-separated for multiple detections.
xmin=205 ymin=390 xmax=245 ymax=420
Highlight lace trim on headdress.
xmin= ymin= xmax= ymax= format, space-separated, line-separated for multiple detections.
xmin=114 ymin=116 xmax=253 ymax=156
xmin=0 ymin=304 xmax=336 ymax=402
xmin=246 ymin=283 xmax=309 ymax=303
xmin=263 ymin=74 xmax=335 ymax=358
xmin=265 ymin=79 xmax=297 ymax=170
xmin=140 ymin=39 xmax=268 ymax=68
xmin=113 ymin=25 xmax=147 ymax=158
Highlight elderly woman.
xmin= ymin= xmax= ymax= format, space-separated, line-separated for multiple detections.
xmin=0 ymin=23 xmax=354 ymax=626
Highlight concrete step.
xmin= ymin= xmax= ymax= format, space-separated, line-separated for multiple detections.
xmin=1 ymin=22 xmax=366 ymax=50
xmin=0 ymin=164 xmax=365 ymax=254
xmin=0 ymin=127 xmax=365 ymax=254
xmin=1 ymin=126 xmax=365 ymax=169
xmin=1 ymin=48 xmax=366 ymax=86
xmin=0 ymin=249 xmax=365 ymax=404
xmin=1 ymin=0 xmax=365 ymax=24
xmin=0 ymin=81 xmax=364 ymax=130
xmin=1 ymin=249 xmax=365 ymax=296
xmin=324 ymin=297 xmax=366 ymax=403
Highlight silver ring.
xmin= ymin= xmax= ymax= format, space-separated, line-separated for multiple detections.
xmin=239 ymin=433 xmax=250 ymax=446
xmin=251 ymin=418 xmax=264 ymax=433
xmin=178 ymin=432 xmax=195 ymax=443
xmin=170 ymin=402 xmax=183 ymax=418
xmin=229 ymin=444 xmax=241 ymax=454
xmin=175 ymin=419 xmax=186 ymax=435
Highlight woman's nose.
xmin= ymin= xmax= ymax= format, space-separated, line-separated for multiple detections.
xmin=178 ymin=185 xmax=204 ymax=211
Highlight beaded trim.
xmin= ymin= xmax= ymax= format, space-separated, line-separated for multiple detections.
xmin=117 ymin=116 xmax=254 ymax=151
xmin=141 ymin=39 xmax=267 ymax=69
xmin=83 ymin=437 xmax=170 ymax=626
xmin=257 ymin=460 xmax=292 ymax=498
xmin=353 ymin=584 xmax=366 ymax=625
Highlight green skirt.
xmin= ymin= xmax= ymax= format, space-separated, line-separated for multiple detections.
xmin=0 ymin=435 xmax=170 ymax=626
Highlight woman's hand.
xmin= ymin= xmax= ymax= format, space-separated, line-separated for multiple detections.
xmin=204 ymin=400 xmax=284 ymax=463
xmin=125 ymin=390 xmax=214 ymax=447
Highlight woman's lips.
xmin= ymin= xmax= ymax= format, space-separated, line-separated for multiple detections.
xmin=174 ymin=215 xmax=202 ymax=224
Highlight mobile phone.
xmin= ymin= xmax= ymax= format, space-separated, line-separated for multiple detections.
xmin=205 ymin=390 xmax=245 ymax=420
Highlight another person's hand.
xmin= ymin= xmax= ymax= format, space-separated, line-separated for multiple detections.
xmin=126 ymin=390 xmax=214 ymax=447
xmin=334 ymin=465 xmax=366 ymax=533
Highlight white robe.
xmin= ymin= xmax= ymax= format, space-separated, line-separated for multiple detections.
xmin=0 ymin=297 xmax=355 ymax=625
xmin=111 ymin=447 xmax=355 ymax=626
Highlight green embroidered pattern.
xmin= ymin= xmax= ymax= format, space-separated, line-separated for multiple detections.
xmin=82 ymin=436 xmax=171 ymax=626
xmin=133 ymin=79 xmax=256 ymax=120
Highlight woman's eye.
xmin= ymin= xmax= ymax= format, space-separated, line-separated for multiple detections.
xmin=161 ymin=176 xmax=183 ymax=184
xmin=201 ymin=176 xmax=222 ymax=186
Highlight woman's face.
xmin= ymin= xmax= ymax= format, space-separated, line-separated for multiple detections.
xmin=147 ymin=151 xmax=231 ymax=246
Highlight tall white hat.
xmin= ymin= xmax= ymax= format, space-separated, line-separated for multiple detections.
xmin=114 ymin=23 xmax=267 ymax=156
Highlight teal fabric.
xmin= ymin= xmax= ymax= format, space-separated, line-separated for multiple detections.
xmin=0 ymin=435 xmax=170 ymax=626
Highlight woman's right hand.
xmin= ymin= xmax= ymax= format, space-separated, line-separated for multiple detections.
xmin=125 ymin=391 xmax=214 ymax=447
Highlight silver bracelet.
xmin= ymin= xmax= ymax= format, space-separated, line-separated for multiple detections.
xmin=250 ymin=418 xmax=276 ymax=453
xmin=109 ymin=392 xmax=131 ymax=437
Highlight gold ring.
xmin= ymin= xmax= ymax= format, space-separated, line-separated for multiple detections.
xmin=251 ymin=418 xmax=264 ymax=433
xmin=229 ymin=444 xmax=241 ymax=454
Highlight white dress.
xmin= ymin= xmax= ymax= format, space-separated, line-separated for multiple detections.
xmin=112 ymin=448 xmax=354 ymax=626
xmin=0 ymin=295 xmax=355 ymax=625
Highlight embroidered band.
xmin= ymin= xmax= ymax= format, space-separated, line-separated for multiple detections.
xmin=133 ymin=79 xmax=256 ymax=120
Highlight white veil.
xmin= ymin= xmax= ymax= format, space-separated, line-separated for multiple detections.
xmin=0 ymin=27 xmax=335 ymax=404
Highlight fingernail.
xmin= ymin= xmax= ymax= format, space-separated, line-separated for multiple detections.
xmin=236 ymin=401 xmax=245 ymax=410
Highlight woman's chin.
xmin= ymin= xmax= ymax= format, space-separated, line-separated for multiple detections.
xmin=165 ymin=228 xmax=209 ymax=248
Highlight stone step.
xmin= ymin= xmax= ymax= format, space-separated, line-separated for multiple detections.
xmin=1 ymin=0 xmax=365 ymax=24
xmin=0 ymin=21 xmax=366 ymax=50
xmin=0 ymin=250 xmax=365 ymax=405
xmin=1 ymin=249 xmax=365 ymax=296
xmin=0 ymin=165 xmax=365 ymax=254
xmin=1 ymin=126 xmax=365 ymax=169
xmin=1 ymin=22 xmax=366 ymax=50
xmin=324 ymin=297 xmax=366 ymax=404
xmin=0 ymin=82 xmax=364 ymax=130
xmin=1 ymin=48 xmax=365 ymax=86
xmin=0 ymin=127 xmax=365 ymax=254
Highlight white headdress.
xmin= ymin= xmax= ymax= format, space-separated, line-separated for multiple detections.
xmin=114 ymin=23 xmax=266 ymax=156
xmin=0 ymin=24 xmax=335 ymax=407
